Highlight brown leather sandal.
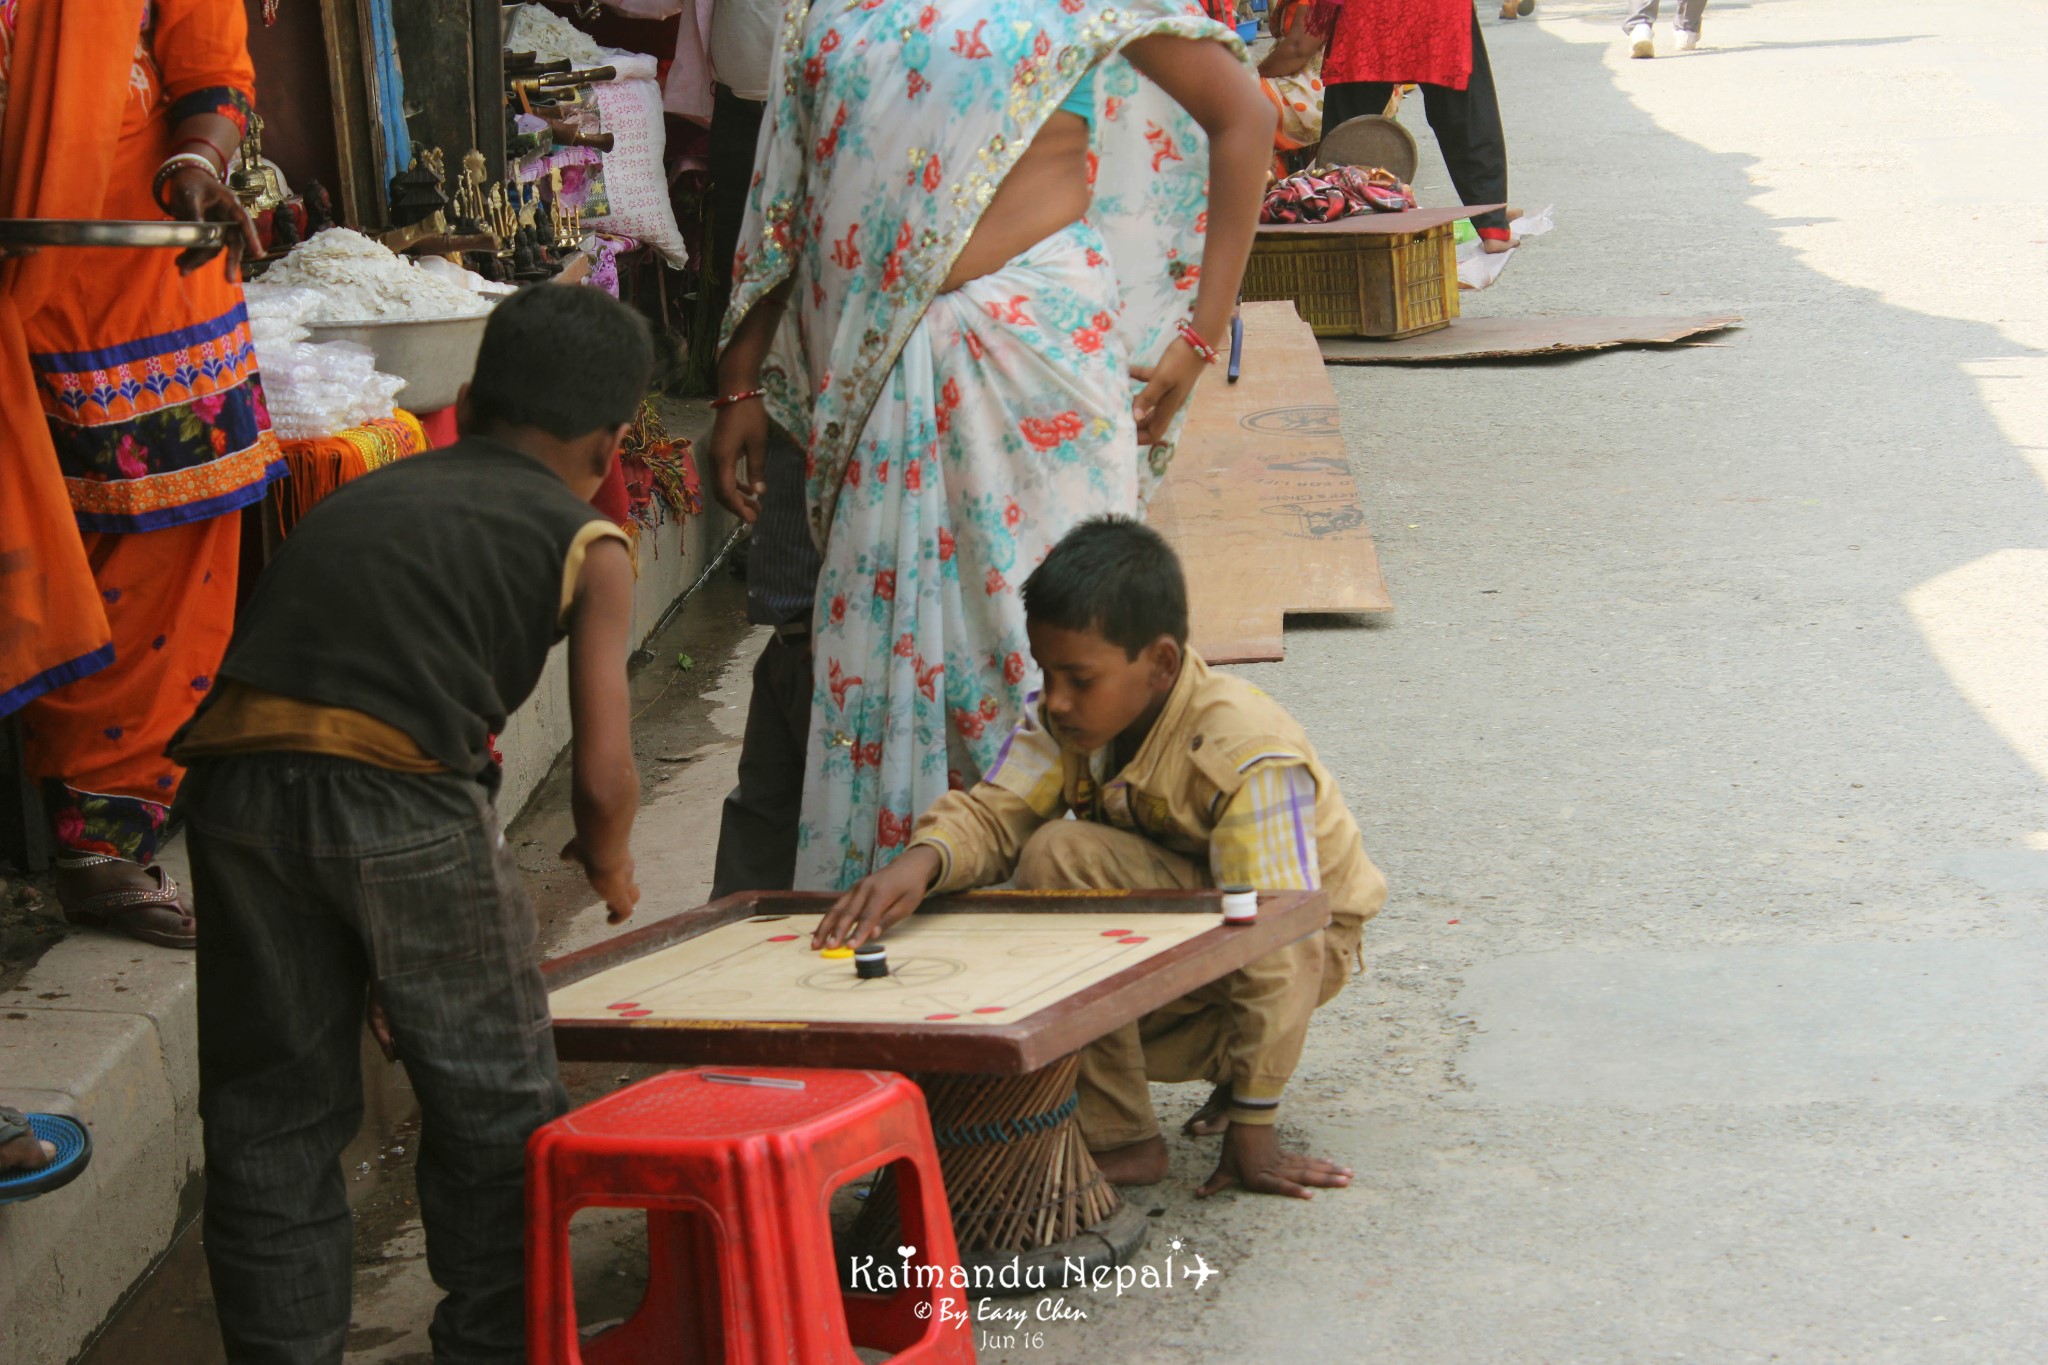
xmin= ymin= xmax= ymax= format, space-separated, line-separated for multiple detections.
xmin=59 ymin=857 xmax=196 ymax=950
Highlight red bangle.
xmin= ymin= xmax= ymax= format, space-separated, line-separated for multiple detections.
xmin=1176 ymin=320 xmax=1220 ymax=365
xmin=709 ymin=387 xmax=765 ymax=411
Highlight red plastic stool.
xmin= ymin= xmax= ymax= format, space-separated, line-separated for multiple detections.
xmin=527 ymin=1067 xmax=973 ymax=1365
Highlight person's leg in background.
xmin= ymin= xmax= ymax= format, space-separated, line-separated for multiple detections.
xmin=1673 ymin=0 xmax=1707 ymax=47
xmin=22 ymin=512 xmax=239 ymax=941
xmin=1319 ymin=79 xmax=1398 ymax=134
xmin=1419 ymin=7 xmax=1512 ymax=245
xmin=192 ymin=756 xmax=372 ymax=1365
xmin=707 ymin=81 xmax=823 ymax=900
xmin=1624 ymin=0 xmax=1661 ymax=54
xmin=711 ymin=622 xmax=812 ymax=898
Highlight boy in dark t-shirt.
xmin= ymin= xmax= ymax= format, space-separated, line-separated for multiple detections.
xmin=169 ymin=285 xmax=650 ymax=1365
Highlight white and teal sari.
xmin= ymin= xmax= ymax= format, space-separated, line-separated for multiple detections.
xmin=724 ymin=0 xmax=1242 ymax=890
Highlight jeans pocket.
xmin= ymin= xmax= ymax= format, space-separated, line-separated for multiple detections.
xmin=360 ymin=831 xmax=486 ymax=976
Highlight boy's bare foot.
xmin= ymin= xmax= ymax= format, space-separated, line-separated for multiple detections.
xmin=1183 ymin=1084 xmax=1231 ymax=1137
xmin=1480 ymin=236 xmax=1514 ymax=255
xmin=1195 ymin=1122 xmax=1352 ymax=1200
xmin=1090 ymin=1134 xmax=1169 ymax=1186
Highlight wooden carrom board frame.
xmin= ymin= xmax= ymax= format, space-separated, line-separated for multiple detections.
xmin=545 ymin=889 xmax=1328 ymax=1075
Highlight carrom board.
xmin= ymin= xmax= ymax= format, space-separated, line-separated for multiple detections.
xmin=545 ymin=889 xmax=1328 ymax=1074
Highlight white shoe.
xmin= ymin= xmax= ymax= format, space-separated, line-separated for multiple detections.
xmin=1675 ymin=28 xmax=1699 ymax=50
xmin=1627 ymin=25 xmax=1654 ymax=58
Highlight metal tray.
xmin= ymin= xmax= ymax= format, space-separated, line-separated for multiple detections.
xmin=0 ymin=219 xmax=230 ymax=249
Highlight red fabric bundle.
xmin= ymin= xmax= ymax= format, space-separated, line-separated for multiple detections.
xmin=1260 ymin=165 xmax=1416 ymax=224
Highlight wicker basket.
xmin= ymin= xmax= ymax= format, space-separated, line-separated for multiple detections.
xmin=1242 ymin=223 xmax=1459 ymax=339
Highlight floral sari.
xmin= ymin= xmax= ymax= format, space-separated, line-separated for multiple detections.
xmin=726 ymin=0 xmax=1241 ymax=890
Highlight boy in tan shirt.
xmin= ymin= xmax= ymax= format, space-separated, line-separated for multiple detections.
xmin=815 ymin=517 xmax=1386 ymax=1199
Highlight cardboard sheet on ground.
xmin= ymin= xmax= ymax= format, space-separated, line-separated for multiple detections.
xmin=1148 ymin=302 xmax=1391 ymax=664
xmin=548 ymin=910 xmax=1219 ymax=1027
xmin=1319 ymin=313 xmax=1742 ymax=363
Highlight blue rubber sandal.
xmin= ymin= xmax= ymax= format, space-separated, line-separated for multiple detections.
xmin=0 ymin=1106 xmax=92 ymax=1205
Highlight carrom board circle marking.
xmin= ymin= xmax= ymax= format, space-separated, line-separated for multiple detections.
xmin=1099 ymin=929 xmax=1130 ymax=937
xmin=1121 ymin=936 xmax=1149 ymax=944
xmin=797 ymin=955 xmax=962 ymax=991
xmin=607 ymin=1002 xmax=639 ymax=1011
xmin=767 ymin=934 xmax=799 ymax=942
xmin=972 ymin=1006 xmax=1007 ymax=1015
xmin=619 ymin=1009 xmax=652 ymax=1018
xmin=926 ymin=1013 xmax=959 ymax=1020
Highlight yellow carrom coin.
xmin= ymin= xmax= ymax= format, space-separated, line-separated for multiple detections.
xmin=819 ymin=946 xmax=854 ymax=959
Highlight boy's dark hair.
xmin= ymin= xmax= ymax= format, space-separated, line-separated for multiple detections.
xmin=1023 ymin=516 xmax=1188 ymax=657
xmin=466 ymin=284 xmax=655 ymax=439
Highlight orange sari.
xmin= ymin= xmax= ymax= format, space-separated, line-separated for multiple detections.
xmin=1 ymin=0 xmax=277 ymax=864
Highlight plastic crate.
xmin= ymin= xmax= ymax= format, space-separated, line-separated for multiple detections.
xmin=1242 ymin=222 xmax=1459 ymax=339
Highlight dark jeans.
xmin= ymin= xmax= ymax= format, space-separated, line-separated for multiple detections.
xmin=1324 ymin=5 xmax=1510 ymax=233
xmin=188 ymin=753 xmax=567 ymax=1365
xmin=711 ymin=630 xmax=813 ymax=899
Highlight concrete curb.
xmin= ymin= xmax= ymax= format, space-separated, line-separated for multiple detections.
xmin=1 ymin=935 xmax=200 ymax=1365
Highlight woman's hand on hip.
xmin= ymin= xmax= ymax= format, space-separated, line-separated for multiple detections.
xmin=708 ymin=400 xmax=769 ymax=523
xmin=163 ymin=167 xmax=261 ymax=279
xmin=1130 ymin=337 xmax=1211 ymax=447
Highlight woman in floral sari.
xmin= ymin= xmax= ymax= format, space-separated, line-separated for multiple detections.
xmin=708 ymin=0 xmax=1273 ymax=891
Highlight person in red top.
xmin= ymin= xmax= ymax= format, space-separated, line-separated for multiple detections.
xmin=1317 ymin=0 xmax=1513 ymax=252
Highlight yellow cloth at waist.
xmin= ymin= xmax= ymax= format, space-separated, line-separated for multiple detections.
xmin=174 ymin=681 xmax=445 ymax=773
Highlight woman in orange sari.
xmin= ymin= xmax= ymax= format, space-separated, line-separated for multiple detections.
xmin=0 ymin=0 xmax=274 ymax=947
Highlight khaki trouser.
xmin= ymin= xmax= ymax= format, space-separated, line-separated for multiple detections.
xmin=1012 ymin=821 xmax=1323 ymax=1149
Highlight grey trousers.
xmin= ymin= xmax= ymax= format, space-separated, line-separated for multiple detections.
xmin=1626 ymin=0 xmax=1706 ymax=33
xmin=188 ymin=753 xmax=567 ymax=1365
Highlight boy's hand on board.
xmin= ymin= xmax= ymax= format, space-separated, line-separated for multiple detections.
xmin=812 ymin=845 xmax=941 ymax=949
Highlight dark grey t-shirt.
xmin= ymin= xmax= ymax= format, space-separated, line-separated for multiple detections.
xmin=179 ymin=437 xmax=614 ymax=792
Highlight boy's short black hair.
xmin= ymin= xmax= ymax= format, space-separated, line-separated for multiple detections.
xmin=1023 ymin=516 xmax=1188 ymax=658
xmin=466 ymin=284 xmax=655 ymax=439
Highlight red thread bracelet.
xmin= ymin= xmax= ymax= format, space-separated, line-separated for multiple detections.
xmin=1176 ymin=320 xmax=1220 ymax=366
xmin=709 ymin=388 xmax=766 ymax=411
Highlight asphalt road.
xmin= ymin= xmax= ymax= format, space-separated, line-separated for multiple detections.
xmin=997 ymin=1 xmax=2048 ymax=1361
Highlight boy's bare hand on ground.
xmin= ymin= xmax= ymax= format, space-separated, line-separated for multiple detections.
xmin=813 ymin=846 xmax=940 ymax=949
xmin=1195 ymin=1121 xmax=1353 ymax=1201
xmin=561 ymin=838 xmax=640 ymax=923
